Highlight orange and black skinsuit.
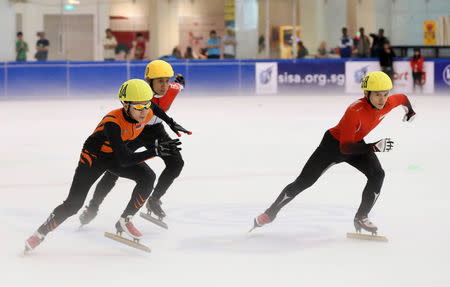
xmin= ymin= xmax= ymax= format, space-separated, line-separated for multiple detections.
xmin=264 ymin=94 xmax=414 ymax=221
xmin=87 ymin=82 xmax=184 ymax=212
xmin=36 ymin=104 xmax=173 ymax=236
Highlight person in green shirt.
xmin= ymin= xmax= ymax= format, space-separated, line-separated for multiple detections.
xmin=16 ymin=32 xmax=28 ymax=62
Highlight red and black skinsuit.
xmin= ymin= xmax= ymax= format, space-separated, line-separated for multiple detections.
xmin=265 ymin=94 xmax=413 ymax=220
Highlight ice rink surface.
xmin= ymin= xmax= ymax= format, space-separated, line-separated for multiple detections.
xmin=1 ymin=94 xmax=449 ymax=287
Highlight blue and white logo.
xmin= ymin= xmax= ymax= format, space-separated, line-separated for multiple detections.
xmin=259 ymin=66 xmax=273 ymax=85
xmin=255 ymin=62 xmax=278 ymax=94
xmin=354 ymin=65 xmax=369 ymax=84
xmin=443 ymin=64 xmax=450 ymax=86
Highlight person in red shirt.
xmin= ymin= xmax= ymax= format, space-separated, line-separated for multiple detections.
xmin=410 ymin=48 xmax=424 ymax=93
xmin=80 ymin=60 xmax=187 ymax=225
xmin=134 ymin=33 xmax=146 ymax=60
xmin=252 ymin=71 xmax=416 ymax=234
xmin=25 ymin=79 xmax=190 ymax=252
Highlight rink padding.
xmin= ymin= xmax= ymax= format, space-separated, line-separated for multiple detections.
xmin=1 ymin=58 xmax=450 ymax=98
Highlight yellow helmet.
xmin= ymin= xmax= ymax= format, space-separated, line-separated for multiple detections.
xmin=361 ymin=71 xmax=393 ymax=91
xmin=118 ymin=79 xmax=154 ymax=102
xmin=144 ymin=60 xmax=174 ymax=80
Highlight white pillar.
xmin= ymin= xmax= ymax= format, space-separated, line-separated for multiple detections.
xmin=299 ymin=0 xmax=325 ymax=55
xmin=0 ymin=1 xmax=16 ymax=61
xmin=147 ymin=0 xmax=180 ymax=59
xmin=19 ymin=3 xmax=44 ymax=62
xmin=236 ymin=0 xmax=259 ymax=59
xmin=96 ymin=1 xmax=111 ymax=61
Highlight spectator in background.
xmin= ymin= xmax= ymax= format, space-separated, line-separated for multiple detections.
xmin=102 ymin=28 xmax=117 ymax=61
xmin=379 ymin=41 xmax=396 ymax=80
xmin=206 ymin=30 xmax=221 ymax=59
xmin=184 ymin=46 xmax=195 ymax=59
xmin=370 ymin=28 xmax=388 ymax=58
xmin=296 ymin=41 xmax=308 ymax=58
xmin=355 ymin=27 xmax=370 ymax=58
xmin=133 ymin=33 xmax=146 ymax=60
xmin=410 ymin=48 xmax=424 ymax=93
xmin=339 ymin=27 xmax=353 ymax=58
xmin=16 ymin=32 xmax=28 ymax=62
xmin=172 ymin=46 xmax=183 ymax=59
xmin=315 ymin=41 xmax=328 ymax=58
xmin=223 ymin=27 xmax=237 ymax=59
xmin=35 ymin=32 xmax=49 ymax=61
xmin=198 ymin=48 xmax=208 ymax=60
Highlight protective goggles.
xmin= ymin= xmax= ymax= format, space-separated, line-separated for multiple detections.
xmin=130 ymin=102 xmax=151 ymax=110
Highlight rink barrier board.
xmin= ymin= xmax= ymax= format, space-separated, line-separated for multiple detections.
xmin=0 ymin=58 xmax=449 ymax=98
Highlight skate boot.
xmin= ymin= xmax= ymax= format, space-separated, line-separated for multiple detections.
xmin=146 ymin=197 xmax=166 ymax=220
xmin=25 ymin=231 xmax=45 ymax=252
xmin=354 ymin=216 xmax=378 ymax=234
xmin=249 ymin=213 xmax=272 ymax=232
xmin=79 ymin=205 xmax=98 ymax=226
xmin=115 ymin=215 xmax=143 ymax=241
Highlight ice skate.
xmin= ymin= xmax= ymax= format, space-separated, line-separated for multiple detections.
xmin=79 ymin=205 xmax=98 ymax=226
xmin=140 ymin=197 xmax=168 ymax=229
xmin=347 ymin=216 xmax=388 ymax=242
xmin=24 ymin=232 xmax=45 ymax=253
xmin=115 ymin=215 xmax=143 ymax=240
xmin=146 ymin=197 xmax=166 ymax=219
xmin=249 ymin=213 xmax=271 ymax=232
xmin=104 ymin=216 xmax=150 ymax=252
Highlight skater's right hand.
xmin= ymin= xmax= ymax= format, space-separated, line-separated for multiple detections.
xmin=154 ymin=139 xmax=182 ymax=156
xmin=371 ymin=138 xmax=394 ymax=152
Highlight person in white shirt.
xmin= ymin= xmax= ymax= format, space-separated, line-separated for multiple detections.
xmin=103 ymin=28 xmax=117 ymax=61
xmin=223 ymin=27 xmax=237 ymax=59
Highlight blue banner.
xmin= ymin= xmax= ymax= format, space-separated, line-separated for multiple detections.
xmin=434 ymin=60 xmax=450 ymax=93
xmin=277 ymin=59 xmax=346 ymax=93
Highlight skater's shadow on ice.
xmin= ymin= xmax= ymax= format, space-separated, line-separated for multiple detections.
xmin=178 ymin=226 xmax=342 ymax=254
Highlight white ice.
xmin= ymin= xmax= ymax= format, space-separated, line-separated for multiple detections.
xmin=1 ymin=94 xmax=449 ymax=287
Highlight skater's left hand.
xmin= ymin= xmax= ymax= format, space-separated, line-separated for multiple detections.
xmin=174 ymin=74 xmax=185 ymax=87
xmin=168 ymin=120 xmax=192 ymax=137
xmin=155 ymin=139 xmax=182 ymax=156
xmin=402 ymin=107 xmax=416 ymax=123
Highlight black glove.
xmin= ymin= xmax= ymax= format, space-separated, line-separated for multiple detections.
xmin=154 ymin=139 xmax=182 ymax=156
xmin=174 ymin=74 xmax=185 ymax=87
xmin=168 ymin=119 xmax=192 ymax=137
xmin=403 ymin=107 xmax=416 ymax=122
xmin=371 ymin=138 xmax=394 ymax=152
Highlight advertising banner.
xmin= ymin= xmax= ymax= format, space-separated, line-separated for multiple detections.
xmin=255 ymin=62 xmax=278 ymax=94
xmin=393 ymin=61 xmax=434 ymax=93
xmin=277 ymin=61 xmax=345 ymax=93
xmin=423 ymin=20 xmax=437 ymax=45
xmin=345 ymin=61 xmax=379 ymax=93
xmin=345 ymin=61 xmax=434 ymax=94
xmin=434 ymin=61 xmax=450 ymax=93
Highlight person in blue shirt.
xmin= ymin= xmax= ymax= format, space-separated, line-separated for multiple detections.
xmin=206 ymin=30 xmax=221 ymax=59
xmin=339 ymin=27 xmax=353 ymax=58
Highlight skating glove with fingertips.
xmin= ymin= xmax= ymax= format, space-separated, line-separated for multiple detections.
xmin=174 ymin=74 xmax=185 ymax=87
xmin=154 ymin=139 xmax=182 ymax=156
xmin=402 ymin=107 xmax=416 ymax=123
xmin=168 ymin=119 xmax=192 ymax=136
xmin=371 ymin=138 xmax=394 ymax=152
